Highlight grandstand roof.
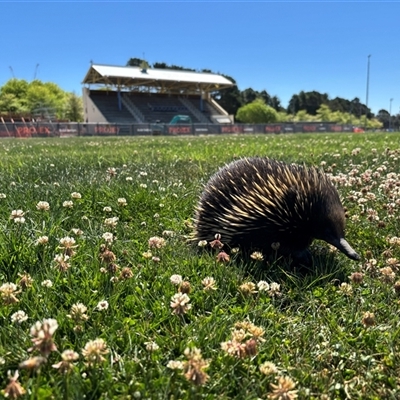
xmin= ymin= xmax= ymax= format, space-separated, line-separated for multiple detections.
xmin=82 ymin=64 xmax=234 ymax=93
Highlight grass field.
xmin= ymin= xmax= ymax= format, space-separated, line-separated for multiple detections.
xmin=0 ymin=133 xmax=399 ymax=399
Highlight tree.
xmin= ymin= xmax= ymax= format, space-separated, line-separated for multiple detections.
xmin=0 ymin=92 xmax=29 ymax=114
xmin=126 ymin=58 xmax=146 ymax=67
xmin=288 ymin=91 xmax=329 ymax=115
xmin=0 ymin=78 xmax=83 ymax=120
xmin=241 ymin=88 xmax=258 ymax=105
xmin=65 ymin=92 xmax=84 ymax=122
xmin=294 ymin=109 xmax=314 ymax=122
xmin=152 ymin=62 xmax=195 ymax=71
xmin=329 ymin=97 xmax=351 ymax=113
xmin=316 ymin=104 xmax=335 ymax=121
xmin=276 ymin=111 xmax=289 ymax=122
xmin=211 ymin=75 xmax=243 ymax=116
xmin=0 ymin=79 xmax=30 ymax=113
xmin=236 ymin=99 xmax=278 ymax=123
xmin=26 ymin=80 xmax=67 ymax=119
xmin=259 ymin=90 xmax=271 ymax=107
xmin=269 ymin=95 xmax=283 ymax=112
xmin=376 ymin=109 xmax=390 ymax=129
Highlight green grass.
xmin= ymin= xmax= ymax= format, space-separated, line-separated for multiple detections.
xmin=0 ymin=133 xmax=400 ymax=399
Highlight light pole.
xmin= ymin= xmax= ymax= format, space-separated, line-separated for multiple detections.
xmin=365 ymin=55 xmax=371 ymax=129
xmin=389 ymin=98 xmax=393 ymax=131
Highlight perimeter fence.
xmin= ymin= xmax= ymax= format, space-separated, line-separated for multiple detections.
xmin=0 ymin=121 xmax=358 ymax=138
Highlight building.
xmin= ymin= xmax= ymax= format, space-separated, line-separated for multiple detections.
xmin=82 ymin=63 xmax=234 ymax=125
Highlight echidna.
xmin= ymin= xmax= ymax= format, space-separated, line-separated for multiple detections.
xmin=193 ymin=157 xmax=360 ymax=263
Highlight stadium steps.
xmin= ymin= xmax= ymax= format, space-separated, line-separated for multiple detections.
xmin=191 ymin=97 xmax=225 ymax=118
xmin=178 ymin=97 xmax=209 ymax=123
xmin=121 ymin=95 xmax=145 ymax=122
xmin=90 ymin=92 xmax=135 ymax=125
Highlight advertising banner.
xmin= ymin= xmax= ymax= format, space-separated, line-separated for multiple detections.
xmin=58 ymin=123 xmax=79 ymax=137
xmin=220 ymin=125 xmax=243 ymax=134
xmin=134 ymin=124 xmax=154 ymax=135
xmin=264 ymin=124 xmax=282 ymax=134
xmin=193 ymin=124 xmax=220 ymax=134
xmin=167 ymin=125 xmax=193 ymax=135
xmin=0 ymin=123 xmax=14 ymax=137
xmin=0 ymin=121 xmax=364 ymax=137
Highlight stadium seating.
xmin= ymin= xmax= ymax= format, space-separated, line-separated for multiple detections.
xmin=88 ymin=90 xmax=224 ymax=124
xmin=89 ymin=91 xmax=136 ymax=124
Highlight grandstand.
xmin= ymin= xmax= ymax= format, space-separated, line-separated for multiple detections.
xmin=82 ymin=64 xmax=234 ymax=124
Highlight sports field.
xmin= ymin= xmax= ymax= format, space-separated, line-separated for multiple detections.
xmin=1 ymin=133 xmax=399 ymax=399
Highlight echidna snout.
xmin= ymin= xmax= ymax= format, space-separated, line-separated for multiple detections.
xmin=193 ymin=157 xmax=360 ymax=263
xmin=325 ymin=237 xmax=360 ymax=261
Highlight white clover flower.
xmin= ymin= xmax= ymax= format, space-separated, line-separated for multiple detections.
xmin=117 ymin=198 xmax=127 ymax=207
xmin=102 ymin=232 xmax=114 ymax=243
xmin=103 ymin=206 xmax=112 ymax=213
xmin=63 ymin=200 xmax=73 ymax=208
xmin=126 ymin=176 xmax=133 ymax=181
xmin=259 ymin=361 xmax=278 ymax=375
xmin=52 ymin=349 xmax=79 ymax=372
xmin=10 ymin=209 xmax=25 ymax=223
xmin=53 ymin=254 xmax=71 ymax=271
xmin=30 ymin=318 xmax=58 ymax=337
xmin=142 ymin=250 xmax=152 ymax=259
xmin=11 ymin=310 xmax=28 ymax=324
xmin=202 ymin=276 xmax=217 ymax=291
xmin=162 ymin=230 xmax=175 ymax=237
xmin=268 ymin=282 xmax=281 ymax=297
xmin=71 ymin=192 xmax=82 ymax=199
xmin=0 ymin=193 xmax=6 ymax=199
xmin=81 ymin=338 xmax=109 ymax=366
xmin=257 ymin=280 xmax=270 ymax=292
xmin=96 ymin=300 xmax=109 ymax=311
xmin=35 ymin=236 xmax=49 ymax=246
xmin=148 ymin=236 xmax=166 ymax=249
xmin=339 ymin=282 xmax=353 ymax=295
xmin=107 ymin=167 xmax=117 ymax=176
xmin=59 ymin=236 xmax=76 ymax=247
xmin=170 ymin=274 xmax=183 ymax=285
xmin=144 ymin=341 xmax=160 ymax=352
xmin=104 ymin=217 xmax=119 ymax=228
xmin=0 ymin=282 xmax=17 ymax=294
xmin=166 ymin=360 xmax=184 ymax=370
xmin=0 ymin=282 xmax=19 ymax=304
xmin=41 ymin=280 xmax=53 ymax=288
xmin=250 ymin=251 xmax=264 ymax=261
xmin=170 ymin=292 xmax=191 ymax=315
xmin=36 ymin=201 xmax=50 ymax=211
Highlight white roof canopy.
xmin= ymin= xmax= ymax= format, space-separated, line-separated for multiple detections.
xmin=82 ymin=64 xmax=234 ymax=93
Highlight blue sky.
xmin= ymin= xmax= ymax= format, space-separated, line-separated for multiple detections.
xmin=1 ymin=1 xmax=399 ymax=114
